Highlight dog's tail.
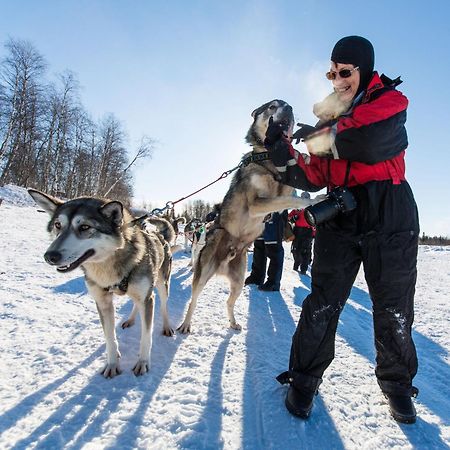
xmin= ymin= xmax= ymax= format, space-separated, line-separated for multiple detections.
xmin=173 ymin=216 xmax=186 ymax=225
xmin=145 ymin=217 xmax=177 ymax=245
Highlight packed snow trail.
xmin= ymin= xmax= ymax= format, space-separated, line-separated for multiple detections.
xmin=0 ymin=189 xmax=449 ymax=449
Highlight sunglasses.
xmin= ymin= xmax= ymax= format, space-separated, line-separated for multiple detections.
xmin=326 ymin=66 xmax=359 ymax=80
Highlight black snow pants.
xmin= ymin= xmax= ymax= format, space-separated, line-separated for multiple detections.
xmin=288 ymin=181 xmax=420 ymax=394
xmin=250 ymin=239 xmax=284 ymax=289
xmin=292 ymin=227 xmax=313 ymax=272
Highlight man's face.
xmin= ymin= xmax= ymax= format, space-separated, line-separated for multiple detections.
xmin=330 ymin=62 xmax=360 ymax=103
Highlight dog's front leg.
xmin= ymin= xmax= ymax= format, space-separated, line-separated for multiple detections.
xmin=132 ymin=291 xmax=155 ymax=376
xmin=89 ymin=284 xmax=122 ymax=378
xmin=249 ymin=196 xmax=316 ymax=218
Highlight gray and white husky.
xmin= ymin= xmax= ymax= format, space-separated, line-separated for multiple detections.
xmin=177 ymin=100 xmax=320 ymax=333
xmin=28 ymin=190 xmax=175 ymax=378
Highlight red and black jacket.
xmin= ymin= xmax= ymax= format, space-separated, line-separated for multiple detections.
xmin=276 ymin=72 xmax=409 ymax=191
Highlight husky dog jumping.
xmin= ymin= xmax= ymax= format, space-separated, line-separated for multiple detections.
xmin=28 ymin=190 xmax=175 ymax=378
xmin=177 ymin=100 xmax=319 ymax=333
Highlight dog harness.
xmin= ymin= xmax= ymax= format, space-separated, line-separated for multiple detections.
xmin=104 ymin=271 xmax=133 ymax=295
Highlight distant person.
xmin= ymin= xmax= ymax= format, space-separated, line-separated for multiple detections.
xmin=264 ymin=36 xmax=419 ymax=423
xmin=289 ymin=192 xmax=315 ymax=274
xmin=205 ymin=203 xmax=221 ymax=224
xmin=245 ymin=211 xmax=288 ymax=291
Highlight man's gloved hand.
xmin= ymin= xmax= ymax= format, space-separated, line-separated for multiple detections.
xmin=264 ymin=116 xmax=289 ymax=147
xmin=291 ymin=123 xmax=316 ymax=144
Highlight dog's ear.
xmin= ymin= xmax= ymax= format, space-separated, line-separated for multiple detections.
xmin=251 ymin=100 xmax=278 ymax=118
xmin=251 ymin=103 xmax=268 ymax=118
xmin=28 ymin=189 xmax=63 ymax=214
xmin=100 ymin=201 xmax=124 ymax=226
xmin=251 ymin=107 xmax=260 ymax=118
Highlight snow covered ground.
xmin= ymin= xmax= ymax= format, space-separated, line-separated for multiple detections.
xmin=0 ymin=185 xmax=449 ymax=449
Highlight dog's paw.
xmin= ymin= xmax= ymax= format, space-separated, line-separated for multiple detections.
xmin=100 ymin=363 xmax=122 ymax=378
xmin=177 ymin=323 xmax=191 ymax=334
xmin=230 ymin=322 xmax=242 ymax=331
xmin=163 ymin=327 xmax=175 ymax=337
xmin=312 ymin=194 xmax=327 ymax=204
xmin=132 ymin=360 xmax=149 ymax=376
xmin=121 ymin=318 xmax=135 ymax=329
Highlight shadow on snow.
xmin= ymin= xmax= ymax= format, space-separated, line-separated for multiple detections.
xmin=2 ymin=268 xmax=192 ymax=450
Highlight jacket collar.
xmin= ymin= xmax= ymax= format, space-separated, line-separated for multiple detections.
xmin=313 ymin=72 xmax=386 ymax=122
xmin=362 ymin=72 xmax=384 ymax=103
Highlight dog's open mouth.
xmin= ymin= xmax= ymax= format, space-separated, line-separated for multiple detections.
xmin=57 ymin=249 xmax=95 ymax=273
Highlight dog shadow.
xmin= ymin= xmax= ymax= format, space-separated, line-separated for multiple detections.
xmin=52 ymin=276 xmax=87 ymax=295
xmin=177 ymin=329 xmax=235 ymax=449
xmin=2 ymin=266 xmax=193 ymax=450
xmin=242 ymin=285 xmax=345 ymax=449
xmin=0 ymin=347 xmax=105 ymax=440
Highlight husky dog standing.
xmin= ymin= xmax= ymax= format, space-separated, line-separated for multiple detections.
xmin=178 ymin=100 xmax=319 ymax=333
xmin=190 ymin=223 xmax=207 ymax=268
xmin=28 ymin=190 xmax=175 ymax=378
xmin=183 ymin=218 xmax=203 ymax=253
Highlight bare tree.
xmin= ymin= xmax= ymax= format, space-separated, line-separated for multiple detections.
xmin=103 ymin=135 xmax=154 ymax=197
xmin=0 ymin=38 xmax=47 ymax=184
xmin=0 ymin=37 xmax=152 ymax=205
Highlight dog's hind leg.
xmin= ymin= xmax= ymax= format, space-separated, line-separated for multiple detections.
xmin=88 ymin=284 xmax=122 ymax=378
xmin=156 ymin=265 xmax=174 ymax=337
xmin=177 ymin=257 xmax=217 ymax=334
xmin=121 ymin=303 xmax=137 ymax=329
xmin=225 ymin=250 xmax=247 ymax=330
xmin=132 ymin=289 xmax=155 ymax=376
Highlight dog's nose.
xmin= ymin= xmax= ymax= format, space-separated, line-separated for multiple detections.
xmin=44 ymin=251 xmax=62 ymax=265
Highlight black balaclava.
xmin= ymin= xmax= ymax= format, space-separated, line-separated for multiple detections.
xmin=331 ymin=36 xmax=375 ymax=95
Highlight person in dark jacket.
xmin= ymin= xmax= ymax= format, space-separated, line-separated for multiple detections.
xmin=265 ymin=36 xmax=419 ymax=424
xmin=289 ymin=192 xmax=315 ymax=274
xmin=245 ymin=211 xmax=288 ymax=291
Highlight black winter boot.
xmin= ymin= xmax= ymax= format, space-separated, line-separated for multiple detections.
xmin=385 ymin=394 xmax=417 ymax=424
xmin=277 ymin=371 xmax=322 ymax=419
xmin=378 ymin=380 xmax=418 ymax=424
xmin=245 ymin=275 xmax=262 ymax=286
xmin=258 ymin=281 xmax=279 ymax=291
xmin=285 ymin=385 xmax=317 ymax=418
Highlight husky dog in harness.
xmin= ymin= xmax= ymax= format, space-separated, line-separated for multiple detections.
xmin=177 ymin=100 xmax=320 ymax=333
xmin=28 ymin=189 xmax=176 ymax=378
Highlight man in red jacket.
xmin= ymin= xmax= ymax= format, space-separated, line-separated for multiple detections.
xmin=265 ymin=36 xmax=419 ymax=424
xmin=289 ymin=192 xmax=315 ymax=274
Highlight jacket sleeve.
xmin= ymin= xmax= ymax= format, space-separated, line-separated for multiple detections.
xmin=334 ymin=89 xmax=408 ymax=165
xmin=269 ymin=138 xmax=327 ymax=191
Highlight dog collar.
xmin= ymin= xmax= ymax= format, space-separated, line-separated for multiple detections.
xmin=240 ymin=151 xmax=271 ymax=167
xmin=240 ymin=151 xmax=282 ymax=183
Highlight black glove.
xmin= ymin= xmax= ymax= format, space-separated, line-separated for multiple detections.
xmin=291 ymin=123 xmax=316 ymax=144
xmin=264 ymin=116 xmax=289 ymax=147
xmin=266 ymin=137 xmax=292 ymax=168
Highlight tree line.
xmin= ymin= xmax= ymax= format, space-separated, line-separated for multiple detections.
xmin=419 ymin=233 xmax=450 ymax=246
xmin=0 ymin=38 xmax=152 ymax=204
xmin=138 ymin=198 xmax=217 ymax=222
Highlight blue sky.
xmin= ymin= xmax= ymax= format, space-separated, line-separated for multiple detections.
xmin=1 ymin=0 xmax=449 ymax=236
